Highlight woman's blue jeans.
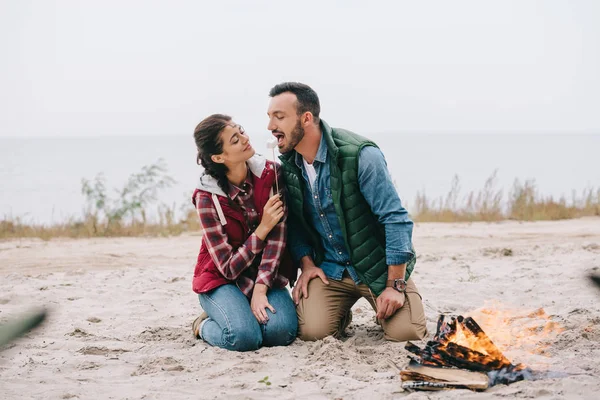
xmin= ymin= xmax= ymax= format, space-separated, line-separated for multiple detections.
xmin=198 ymin=284 xmax=298 ymax=352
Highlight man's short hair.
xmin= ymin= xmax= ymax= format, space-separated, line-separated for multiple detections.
xmin=269 ymin=82 xmax=320 ymax=122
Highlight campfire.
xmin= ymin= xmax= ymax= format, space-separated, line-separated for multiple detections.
xmin=401 ymin=314 xmax=535 ymax=391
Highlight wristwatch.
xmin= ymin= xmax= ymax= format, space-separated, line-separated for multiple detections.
xmin=386 ymin=278 xmax=407 ymax=293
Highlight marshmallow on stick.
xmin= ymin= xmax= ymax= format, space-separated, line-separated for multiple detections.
xmin=267 ymin=138 xmax=280 ymax=195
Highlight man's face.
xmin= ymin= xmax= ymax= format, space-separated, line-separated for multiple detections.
xmin=267 ymin=92 xmax=304 ymax=154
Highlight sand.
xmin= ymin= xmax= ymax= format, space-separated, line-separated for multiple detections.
xmin=1 ymin=218 xmax=599 ymax=399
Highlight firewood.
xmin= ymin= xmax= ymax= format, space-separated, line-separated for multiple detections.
xmin=405 ymin=341 xmax=423 ymax=356
xmin=440 ymin=342 xmax=512 ymax=371
xmin=401 ymin=380 xmax=448 ymax=391
xmin=433 ymin=314 xmax=458 ymax=343
xmin=401 ymin=314 xmax=530 ymax=391
xmin=401 ymin=361 xmax=489 ymax=390
xmin=406 ymin=361 xmax=489 ymax=384
xmin=407 ymin=354 xmax=443 ymax=367
xmin=409 ymin=341 xmax=512 ymax=372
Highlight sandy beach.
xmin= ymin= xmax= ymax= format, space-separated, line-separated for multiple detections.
xmin=1 ymin=218 xmax=599 ymax=399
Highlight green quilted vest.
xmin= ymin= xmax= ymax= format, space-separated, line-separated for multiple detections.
xmin=280 ymin=120 xmax=416 ymax=295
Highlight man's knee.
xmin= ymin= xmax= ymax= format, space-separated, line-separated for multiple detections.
xmin=297 ymin=320 xmax=337 ymax=341
xmin=296 ymin=304 xmax=338 ymax=341
xmin=383 ymin=322 xmax=427 ymax=342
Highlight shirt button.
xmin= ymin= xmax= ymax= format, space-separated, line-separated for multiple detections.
xmin=346 ymin=261 xmax=350 ymax=265
xmin=328 ymin=234 xmax=332 ymax=238
xmin=320 ymin=214 xmax=324 ymax=217
xmin=314 ymin=195 xmax=318 ymax=199
xmin=338 ymin=251 xmax=342 ymax=255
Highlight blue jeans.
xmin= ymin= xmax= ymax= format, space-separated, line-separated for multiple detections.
xmin=198 ymin=284 xmax=298 ymax=352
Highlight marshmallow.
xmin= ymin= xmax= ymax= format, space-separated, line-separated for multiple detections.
xmin=266 ymin=138 xmax=278 ymax=149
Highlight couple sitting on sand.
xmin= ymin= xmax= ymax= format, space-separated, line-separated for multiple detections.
xmin=190 ymin=82 xmax=427 ymax=351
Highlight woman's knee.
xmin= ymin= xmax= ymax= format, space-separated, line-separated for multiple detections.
xmin=224 ymin=322 xmax=263 ymax=351
xmin=262 ymin=288 xmax=299 ymax=346
xmin=262 ymin=312 xmax=298 ymax=346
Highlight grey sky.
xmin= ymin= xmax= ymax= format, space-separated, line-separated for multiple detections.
xmin=1 ymin=0 xmax=599 ymax=137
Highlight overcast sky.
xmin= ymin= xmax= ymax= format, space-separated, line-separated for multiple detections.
xmin=1 ymin=0 xmax=599 ymax=137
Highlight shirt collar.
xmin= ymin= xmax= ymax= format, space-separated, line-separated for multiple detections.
xmin=295 ymin=130 xmax=327 ymax=168
xmin=228 ymin=174 xmax=254 ymax=200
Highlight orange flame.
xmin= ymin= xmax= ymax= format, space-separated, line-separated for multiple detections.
xmin=437 ymin=301 xmax=565 ymax=371
xmin=465 ymin=301 xmax=564 ymax=356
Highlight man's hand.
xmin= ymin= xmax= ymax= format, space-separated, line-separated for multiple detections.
xmin=292 ymin=257 xmax=329 ymax=305
xmin=251 ymin=283 xmax=275 ymax=324
xmin=375 ymin=287 xmax=406 ymax=320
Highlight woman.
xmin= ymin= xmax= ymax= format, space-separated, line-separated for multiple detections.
xmin=191 ymin=114 xmax=298 ymax=352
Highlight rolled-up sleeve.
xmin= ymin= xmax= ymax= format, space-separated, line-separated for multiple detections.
xmin=357 ymin=146 xmax=414 ymax=265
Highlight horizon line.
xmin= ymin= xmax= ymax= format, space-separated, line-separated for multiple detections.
xmin=2 ymin=129 xmax=600 ymax=139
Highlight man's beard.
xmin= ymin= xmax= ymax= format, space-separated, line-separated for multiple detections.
xmin=279 ymin=119 xmax=305 ymax=154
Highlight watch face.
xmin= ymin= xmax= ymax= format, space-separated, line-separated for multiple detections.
xmin=394 ymin=279 xmax=407 ymax=291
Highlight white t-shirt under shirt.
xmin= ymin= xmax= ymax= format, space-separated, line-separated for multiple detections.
xmin=302 ymin=158 xmax=318 ymax=190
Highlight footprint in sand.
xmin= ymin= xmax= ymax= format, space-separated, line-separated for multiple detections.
xmin=77 ymin=346 xmax=130 ymax=356
xmin=67 ymin=328 xmax=93 ymax=338
xmin=131 ymin=357 xmax=185 ymax=376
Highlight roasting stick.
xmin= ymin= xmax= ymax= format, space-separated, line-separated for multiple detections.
xmin=267 ymin=138 xmax=280 ymax=194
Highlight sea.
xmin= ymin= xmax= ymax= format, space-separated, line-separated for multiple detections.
xmin=1 ymin=133 xmax=599 ymax=224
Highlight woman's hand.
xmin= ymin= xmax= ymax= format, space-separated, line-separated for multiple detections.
xmin=251 ymin=283 xmax=275 ymax=324
xmin=255 ymin=194 xmax=284 ymax=240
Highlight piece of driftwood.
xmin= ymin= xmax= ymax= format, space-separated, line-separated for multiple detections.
xmin=401 ymin=361 xmax=489 ymax=390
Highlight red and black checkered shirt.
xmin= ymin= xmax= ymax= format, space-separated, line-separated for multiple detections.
xmin=195 ymin=172 xmax=288 ymax=297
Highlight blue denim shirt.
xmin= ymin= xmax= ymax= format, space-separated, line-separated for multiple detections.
xmin=288 ymin=132 xmax=414 ymax=283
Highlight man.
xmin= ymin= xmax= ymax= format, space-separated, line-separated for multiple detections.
xmin=267 ymin=82 xmax=427 ymax=342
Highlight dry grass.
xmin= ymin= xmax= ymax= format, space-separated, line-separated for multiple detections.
xmin=0 ymin=209 xmax=200 ymax=240
xmin=0 ymin=159 xmax=200 ymax=240
xmin=413 ymin=171 xmax=600 ymax=222
xmin=2 ymin=166 xmax=599 ymax=240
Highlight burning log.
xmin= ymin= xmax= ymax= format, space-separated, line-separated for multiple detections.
xmin=432 ymin=342 xmax=511 ymax=372
xmin=433 ymin=314 xmax=458 ymax=342
xmin=401 ymin=314 xmax=533 ymax=392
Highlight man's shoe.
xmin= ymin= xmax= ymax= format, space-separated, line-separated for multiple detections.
xmin=341 ymin=310 xmax=353 ymax=331
xmin=335 ymin=310 xmax=353 ymax=338
xmin=192 ymin=312 xmax=208 ymax=339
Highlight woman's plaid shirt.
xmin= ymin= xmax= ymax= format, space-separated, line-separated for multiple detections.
xmin=195 ymin=172 xmax=288 ymax=296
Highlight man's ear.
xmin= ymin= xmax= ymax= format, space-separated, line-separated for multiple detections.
xmin=302 ymin=112 xmax=313 ymax=125
xmin=211 ymin=154 xmax=225 ymax=164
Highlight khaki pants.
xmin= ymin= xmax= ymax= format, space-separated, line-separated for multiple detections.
xmin=296 ymin=275 xmax=427 ymax=342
